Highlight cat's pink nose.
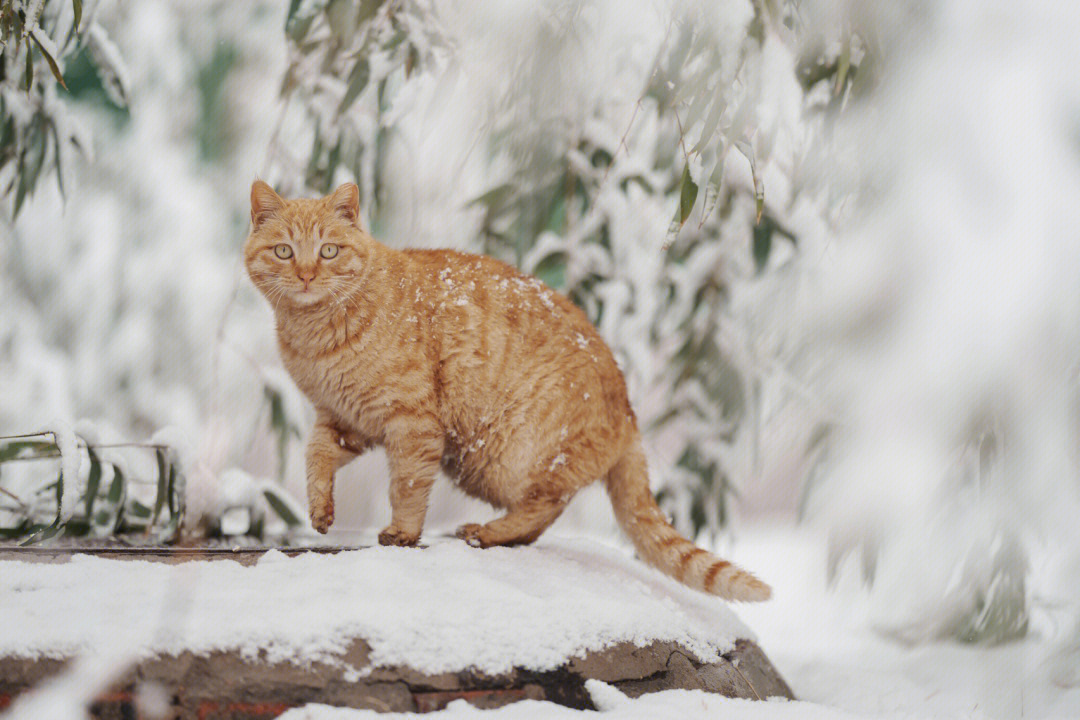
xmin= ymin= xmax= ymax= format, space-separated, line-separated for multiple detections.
xmin=297 ymin=267 xmax=316 ymax=288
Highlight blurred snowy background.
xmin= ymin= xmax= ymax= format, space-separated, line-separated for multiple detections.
xmin=2 ymin=0 xmax=1080 ymax=713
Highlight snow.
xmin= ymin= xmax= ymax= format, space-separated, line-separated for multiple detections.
xmin=4 ymin=527 xmax=1080 ymax=719
xmin=275 ymin=526 xmax=1080 ymax=720
xmin=734 ymin=525 xmax=1080 ymax=720
xmin=1 ymin=652 xmax=134 ymax=720
xmin=148 ymin=426 xmax=192 ymax=470
xmin=0 ymin=538 xmax=749 ymax=675
xmin=279 ymin=689 xmax=862 ymax=720
xmin=85 ymin=22 xmax=132 ymax=106
xmin=46 ymin=418 xmax=83 ymax=523
xmin=803 ymin=0 xmax=1080 ymax=652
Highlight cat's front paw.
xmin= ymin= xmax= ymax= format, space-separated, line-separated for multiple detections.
xmin=455 ymin=523 xmax=489 ymax=548
xmin=378 ymin=525 xmax=420 ymax=547
xmin=309 ymin=500 xmax=335 ymax=534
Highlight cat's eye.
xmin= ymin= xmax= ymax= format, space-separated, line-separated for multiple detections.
xmin=320 ymin=244 xmax=339 ymax=259
xmin=274 ymin=244 xmax=293 ymax=259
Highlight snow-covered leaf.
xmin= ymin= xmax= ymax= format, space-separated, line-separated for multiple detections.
xmin=338 ymin=56 xmax=370 ymax=113
xmin=86 ymin=23 xmax=130 ymax=107
xmin=679 ymin=162 xmax=698 ymax=224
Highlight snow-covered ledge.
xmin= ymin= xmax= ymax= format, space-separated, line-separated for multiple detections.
xmin=0 ymin=538 xmax=791 ymax=714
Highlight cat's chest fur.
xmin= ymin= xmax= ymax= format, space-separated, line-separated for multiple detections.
xmin=275 ymin=309 xmax=396 ymax=440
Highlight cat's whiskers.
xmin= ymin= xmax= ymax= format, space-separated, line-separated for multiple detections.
xmin=332 ymin=277 xmax=367 ymax=314
xmin=332 ymin=280 xmax=363 ymax=314
xmin=254 ymin=277 xmax=289 ymax=315
xmin=326 ymin=285 xmax=348 ymax=316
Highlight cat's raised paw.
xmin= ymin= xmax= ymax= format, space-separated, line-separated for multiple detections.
xmin=310 ymin=503 xmax=334 ymax=534
xmin=455 ymin=523 xmax=489 ymax=548
xmin=378 ymin=525 xmax=420 ymax=547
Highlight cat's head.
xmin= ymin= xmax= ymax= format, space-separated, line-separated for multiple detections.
xmin=244 ymin=181 xmax=370 ymax=308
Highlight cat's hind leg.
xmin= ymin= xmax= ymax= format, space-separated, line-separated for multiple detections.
xmin=456 ymin=483 xmax=573 ymax=548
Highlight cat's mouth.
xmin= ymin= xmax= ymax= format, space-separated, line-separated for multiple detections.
xmin=290 ymin=285 xmax=328 ymax=305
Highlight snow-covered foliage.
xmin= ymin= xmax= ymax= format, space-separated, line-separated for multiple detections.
xmin=0 ymin=424 xmax=185 ymax=542
xmin=801 ymin=0 xmax=1080 ymax=653
xmin=0 ymin=0 xmax=125 ymax=216
xmin=1 ymin=1 xmax=307 ymax=534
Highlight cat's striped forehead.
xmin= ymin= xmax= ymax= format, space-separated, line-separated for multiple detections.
xmin=263 ymin=198 xmax=356 ymax=243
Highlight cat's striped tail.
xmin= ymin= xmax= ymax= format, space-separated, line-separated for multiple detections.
xmin=604 ymin=437 xmax=771 ymax=602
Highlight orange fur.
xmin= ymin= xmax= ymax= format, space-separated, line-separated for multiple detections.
xmin=244 ymin=181 xmax=770 ymax=601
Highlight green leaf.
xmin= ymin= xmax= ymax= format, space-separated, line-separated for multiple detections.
xmin=0 ymin=114 xmax=15 ymax=150
xmin=734 ymin=139 xmax=764 ymax=222
xmin=14 ymin=117 xmax=47 ymax=216
xmin=65 ymin=518 xmax=91 ymax=535
xmin=156 ymin=467 xmax=184 ymax=543
xmin=324 ymin=140 xmax=341 ymax=193
xmin=285 ymin=0 xmax=303 ymax=26
xmin=155 ymin=508 xmax=181 ymax=543
xmin=72 ymin=0 xmax=82 ymax=30
xmin=84 ymin=449 xmax=102 ymax=520
xmin=20 ymin=520 xmax=64 ymax=545
xmin=691 ymin=95 xmax=725 ymax=154
xmin=167 ymin=463 xmax=177 ymax=514
xmin=106 ymin=464 xmax=126 ymax=532
xmin=834 ymin=39 xmax=851 ymax=97
xmin=285 ymin=1 xmax=328 ymax=44
xmin=357 ymin=0 xmax=379 ymax=25
xmin=753 ymin=215 xmax=774 ymax=274
xmin=405 ymin=43 xmax=419 ymax=78
xmin=305 ymin=124 xmax=325 ymax=186
xmin=545 ymin=191 xmax=566 ymax=235
xmin=128 ymin=500 xmax=151 ymax=518
xmin=288 ymin=14 xmax=316 ymax=43
xmin=678 ymin=163 xmax=698 ymax=224
xmin=337 ymin=56 xmax=370 ymax=113
xmin=51 ymin=123 xmax=66 ymax=199
xmin=697 ymin=153 xmax=727 ymax=225
xmin=0 ymin=519 xmax=32 ymax=539
xmin=533 ymin=252 xmax=567 ymax=289
xmin=152 ymin=447 xmax=167 ymax=526
xmin=467 ymin=182 xmax=515 ymax=212
xmin=20 ymin=469 xmax=64 ymax=545
xmin=0 ymin=439 xmax=55 ymax=462
xmin=54 ymin=466 xmax=64 ymax=516
xmin=29 ymin=28 xmax=66 ymax=89
xmin=683 ymin=87 xmax=712 ymax=133
xmin=263 ymin=488 xmax=302 ymax=527
xmin=106 ymin=465 xmax=124 ymax=504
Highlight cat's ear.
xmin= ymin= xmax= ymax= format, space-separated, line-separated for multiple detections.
xmin=251 ymin=180 xmax=284 ymax=229
xmin=328 ymin=182 xmax=361 ymax=227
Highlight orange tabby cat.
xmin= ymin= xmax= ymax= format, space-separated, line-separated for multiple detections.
xmin=244 ymin=180 xmax=770 ymax=601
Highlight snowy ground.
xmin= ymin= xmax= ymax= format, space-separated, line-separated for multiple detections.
xmin=0 ymin=538 xmax=747 ymax=675
xmin=276 ymin=525 xmax=1080 ymax=719
xmin=273 ymin=526 xmax=1080 ymax=720
xmin=3 ymin=526 xmax=1079 ymax=719
xmin=736 ymin=525 xmax=1080 ymax=720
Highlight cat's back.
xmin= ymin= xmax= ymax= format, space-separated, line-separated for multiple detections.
xmin=401 ymin=247 xmax=600 ymax=356
xmin=402 ymin=247 xmax=633 ymax=446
